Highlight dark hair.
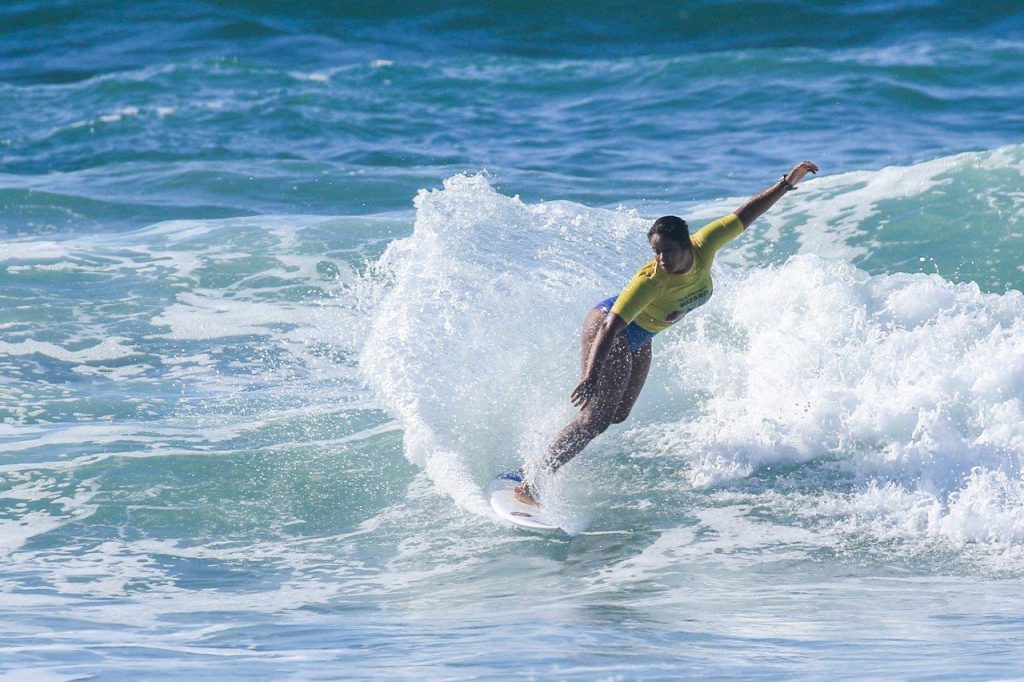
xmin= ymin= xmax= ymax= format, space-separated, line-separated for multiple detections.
xmin=647 ymin=215 xmax=690 ymax=246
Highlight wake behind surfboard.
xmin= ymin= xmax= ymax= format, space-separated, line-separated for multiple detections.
xmin=487 ymin=469 xmax=561 ymax=533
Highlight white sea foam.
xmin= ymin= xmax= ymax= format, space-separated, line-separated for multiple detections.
xmin=6 ymin=262 xmax=81 ymax=273
xmin=0 ymin=477 xmax=98 ymax=555
xmin=0 ymin=337 xmax=136 ymax=363
xmin=359 ymin=171 xmax=1024 ymax=552
xmin=0 ymin=242 xmax=73 ymax=262
xmin=361 ymin=174 xmax=646 ymax=518
xmin=289 ymin=71 xmax=330 ymax=82
xmin=152 ymin=292 xmax=317 ymax=340
xmin=0 ymin=669 xmax=81 ymax=682
xmin=634 ymin=253 xmax=1024 ymax=548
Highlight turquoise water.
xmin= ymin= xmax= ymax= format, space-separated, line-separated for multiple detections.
xmin=2 ymin=2 xmax=1024 ymax=679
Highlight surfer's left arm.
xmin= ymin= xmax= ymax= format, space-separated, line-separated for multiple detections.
xmin=734 ymin=161 xmax=819 ymax=228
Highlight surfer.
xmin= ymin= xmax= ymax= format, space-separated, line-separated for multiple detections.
xmin=515 ymin=161 xmax=819 ymax=505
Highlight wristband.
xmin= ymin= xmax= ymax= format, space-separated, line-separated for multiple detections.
xmin=779 ymin=175 xmax=796 ymax=191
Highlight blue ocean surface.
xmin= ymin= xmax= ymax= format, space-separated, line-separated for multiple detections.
xmin=2 ymin=1 xmax=1024 ymax=679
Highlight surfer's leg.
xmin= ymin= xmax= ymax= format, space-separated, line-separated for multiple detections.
xmin=513 ymin=307 xmax=630 ymax=506
xmin=612 ymin=341 xmax=652 ymax=424
xmin=542 ymin=335 xmax=634 ymax=474
xmin=579 ymin=307 xmax=606 ymax=373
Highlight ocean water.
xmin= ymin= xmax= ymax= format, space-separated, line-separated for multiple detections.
xmin=2 ymin=1 xmax=1024 ymax=679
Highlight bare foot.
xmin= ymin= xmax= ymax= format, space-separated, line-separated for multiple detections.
xmin=513 ymin=482 xmax=538 ymax=506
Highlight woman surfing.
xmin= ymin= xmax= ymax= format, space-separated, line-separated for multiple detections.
xmin=515 ymin=161 xmax=820 ymax=505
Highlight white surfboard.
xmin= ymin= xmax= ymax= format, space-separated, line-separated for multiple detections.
xmin=487 ymin=469 xmax=561 ymax=533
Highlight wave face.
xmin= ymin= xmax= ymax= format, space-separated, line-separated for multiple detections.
xmin=361 ymin=157 xmax=1024 ymax=553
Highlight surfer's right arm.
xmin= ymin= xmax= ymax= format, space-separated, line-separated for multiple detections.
xmin=574 ymin=272 xmax=659 ymax=407
xmin=571 ymin=312 xmax=627 ymax=408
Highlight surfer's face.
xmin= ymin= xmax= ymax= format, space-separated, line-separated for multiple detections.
xmin=649 ymin=234 xmax=691 ymax=274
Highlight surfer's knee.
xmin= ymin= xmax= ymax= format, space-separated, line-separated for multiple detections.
xmin=610 ymin=409 xmax=631 ymax=425
xmin=580 ymin=411 xmax=613 ymax=435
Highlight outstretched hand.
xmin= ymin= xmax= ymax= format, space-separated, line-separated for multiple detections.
xmin=570 ymin=374 xmax=599 ymax=409
xmin=785 ymin=161 xmax=819 ymax=186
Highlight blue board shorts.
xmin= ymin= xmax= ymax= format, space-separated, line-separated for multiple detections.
xmin=595 ymin=296 xmax=656 ymax=351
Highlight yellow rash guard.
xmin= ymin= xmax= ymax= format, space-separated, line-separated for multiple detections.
xmin=610 ymin=213 xmax=744 ymax=333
